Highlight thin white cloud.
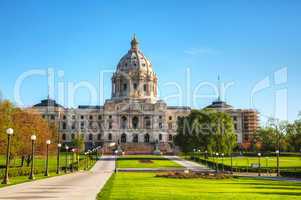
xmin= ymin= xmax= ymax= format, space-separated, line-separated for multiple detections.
xmin=184 ymin=47 xmax=220 ymax=55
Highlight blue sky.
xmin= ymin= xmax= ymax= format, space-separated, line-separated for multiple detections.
xmin=0 ymin=0 xmax=300 ymax=122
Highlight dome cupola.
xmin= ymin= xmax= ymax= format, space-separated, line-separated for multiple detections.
xmin=116 ymin=35 xmax=153 ymax=73
xmin=111 ymin=35 xmax=158 ymax=103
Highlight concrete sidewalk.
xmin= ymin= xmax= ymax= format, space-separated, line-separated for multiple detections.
xmin=0 ymin=155 xmax=115 ymax=200
xmin=164 ymin=156 xmax=214 ymax=172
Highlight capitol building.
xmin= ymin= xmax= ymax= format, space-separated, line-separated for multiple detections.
xmin=32 ymin=36 xmax=191 ymax=153
xmin=31 ymin=36 xmax=258 ymax=153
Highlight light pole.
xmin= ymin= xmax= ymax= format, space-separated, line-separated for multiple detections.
xmin=44 ymin=140 xmax=51 ymax=176
xmin=204 ymin=150 xmax=208 ymax=167
xmin=230 ymin=152 xmax=233 ymax=174
xmin=65 ymin=145 xmax=69 ymax=173
xmin=71 ymin=149 xmax=75 ymax=172
xmin=216 ymin=153 xmax=219 ymax=173
xmin=114 ymin=150 xmax=118 ymax=173
xmin=193 ymin=149 xmax=196 ymax=161
xmin=258 ymin=153 xmax=261 ymax=176
xmin=221 ymin=153 xmax=224 ymax=172
xmin=29 ymin=134 xmax=37 ymax=180
xmin=84 ymin=152 xmax=88 ymax=170
xmin=2 ymin=128 xmax=14 ymax=184
xmin=56 ymin=143 xmax=62 ymax=174
xmin=276 ymin=150 xmax=280 ymax=176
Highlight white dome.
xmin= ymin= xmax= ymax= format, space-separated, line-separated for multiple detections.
xmin=117 ymin=35 xmax=153 ymax=73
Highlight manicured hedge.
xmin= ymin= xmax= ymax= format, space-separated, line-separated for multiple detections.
xmin=190 ymin=156 xmax=277 ymax=173
xmin=280 ymin=170 xmax=301 ymax=178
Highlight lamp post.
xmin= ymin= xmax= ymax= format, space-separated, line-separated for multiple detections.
xmin=84 ymin=152 xmax=88 ymax=170
xmin=212 ymin=152 xmax=215 ymax=170
xmin=221 ymin=153 xmax=224 ymax=172
xmin=114 ymin=150 xmax=118 ymax=173
xmin=56 ymin=143 xmax=61 ymax=174
xmin=88 ymin=150 xmax=91 ymax=167
xmin=2 ymin=128 xmax=14 ymax=184
xmin=230 ymin=152 xmax=233 ymax=174
xmin=216 ymin=153 xmax=219 ymax=173
xmin=65 ymin=145 xmax=69 ymax=173
xmin=193 ymin=149 xmax=196 ymax=161
xmin=276 ymin=150 xmax=280 ymax=176
xmin=71 ymin=149 xmax=75 ymax=172
xmin=29 ymin=134 xmax=37 ymax=180
xmin=257 ymin=153 xmax=261 ymax=176
xmin=204 ymin=150 xmax=208 ymax=167
xmin=44 ymin=140 xmax=51 ymax=176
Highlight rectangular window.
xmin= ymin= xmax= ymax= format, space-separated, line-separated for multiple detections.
xmin=81 ymin=122 xmax=85 ymax=129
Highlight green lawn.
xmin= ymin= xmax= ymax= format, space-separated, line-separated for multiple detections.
xmin=98 ymin=172 xmax=301 ymax=200
xmin=117 ymin=155 xmax=182 ymax=169
xmin=205 ymin=156 xmax=301 ymax=169
xmin=0 ymin=153 xmax=92 ymax=171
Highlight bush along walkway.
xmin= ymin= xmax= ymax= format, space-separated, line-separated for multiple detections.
xmin=0 ymin=155 xmax=115 ymax=200
xmin=187 ymin=155 xmax=301 ymax=182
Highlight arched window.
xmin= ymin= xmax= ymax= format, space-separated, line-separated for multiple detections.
xmin=168 ymin=134 xmax=173 ymax=141
xmin=121 ymin=116 xmax=127 ymax=129
xmin=121 ymin=133 xmax=127 ymax=143
xmin=168 ymin=123 xmax=172 ymax=129
xmin=62 ymin=122 xmax=67 ymax=130
xmin=62 ymin=134 xmax=66 ymax=141
xmin=133 ymin=83 xmax=137 ymax=90
xmin=123 ymin=83 xmax=127 ymax=91
xmin=89 ymin=134 xmax=93 ymax=141
xmin=108 ymin=133 xmax=112 ymax=141
xmin=132 ymin=116 xmax=139 ymax=129
xmin=97 ymin=133 xmax=102 ymax=140
xmin=144 ymin=116 xmax=151 ymax=129
xmin=159 ymin=122 xmax=163 ymax=129
xmin=133 ymin=134 xmax=138 ymax=143
xmin=144 ymin=134 xmax=150 ymax=143
xmin=71 ymin=133 xmax=75 ymax=140
xmin=159 ymin=134 xmax=162 ymax=141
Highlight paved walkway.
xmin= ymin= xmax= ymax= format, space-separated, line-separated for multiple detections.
xmin=0 ymin=155 xmax=115 ymax=200
xmin=164 ymin=156 xmax=213 ymax=172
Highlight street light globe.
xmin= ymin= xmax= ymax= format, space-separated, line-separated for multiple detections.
xmin=57 ymin=143 xmax=62 ymax=148
xmin=46 ymin=140 xmax=51 ymax=145
xmin=275 ymin=150 xmax=280 ymax=154
xmin=6 ymin=128 xmax=14 ymax=135
xmin=221 ymin=153 xmax=224 ymax=156
xmin=216 ymin=153 xmax=219 ymax=156
xmin=71 ymin=149 xmax=75 ymax=152
xmin=31 ymin=134 xmax=37 ymax=141
xmin=65 ymin=145 xmax=69 ymax=150
xmin=258 ymin=153 xmax=261 ymax=157
xmin=205 ymin=150 xmax=208 ymax=153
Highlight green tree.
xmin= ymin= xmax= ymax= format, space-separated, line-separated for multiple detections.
xmin=174 ymin=109 xmax=237 ymax=154
xmin=71 ymin=132 xmax=85 ymax=152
